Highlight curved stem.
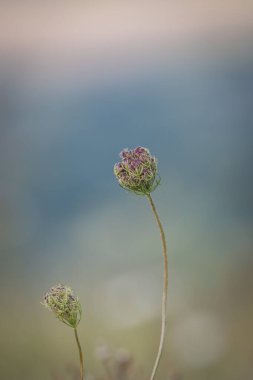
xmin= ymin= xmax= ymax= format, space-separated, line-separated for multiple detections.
xmin=146 ymin=194 xmax=168 ymax=380
xmin=74 ymin=327 xmax=84 ymax=380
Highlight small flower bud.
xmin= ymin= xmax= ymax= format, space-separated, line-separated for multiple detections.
xmin=114 ymin=147 xmax=160 ymax=195
xmin=42 ymin=284 xmax=82 ymax=328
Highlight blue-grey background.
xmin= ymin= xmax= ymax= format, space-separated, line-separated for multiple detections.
xmin=0 ymin=2 xmax=253 ymax=379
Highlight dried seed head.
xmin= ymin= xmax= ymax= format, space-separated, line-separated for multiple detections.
xmin=114 ymin=147 xmax=160 ymax=195
xmin=42 ymin=284 xmax=82 ymax=328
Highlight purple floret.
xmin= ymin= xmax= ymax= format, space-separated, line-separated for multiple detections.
xmin=114 ymin=147 xmax=159 ymax=195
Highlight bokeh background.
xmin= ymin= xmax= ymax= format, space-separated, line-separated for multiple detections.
xmin=1 ymin=1 xmax=253 ymax=379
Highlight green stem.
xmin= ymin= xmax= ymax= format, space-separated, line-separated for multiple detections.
xmin=146 ymin=194 xmax=168 ymax=380
xmin=74 ymin=327 xmax=84 ymax=380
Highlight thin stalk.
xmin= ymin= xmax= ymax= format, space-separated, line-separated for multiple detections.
xmin=74 ymin=327 xmax=84 ymax=380
xmin=146 ymin=193 xmax=168 ymax=380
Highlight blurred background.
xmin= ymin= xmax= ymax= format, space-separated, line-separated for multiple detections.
xmin=0 ymin=1 xmax=253 ymax=379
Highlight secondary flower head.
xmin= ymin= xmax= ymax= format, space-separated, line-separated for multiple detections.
xmin=114 ymin=147 xmax=160 ymax=195
xmin=42 ymin=284 xmax=82 ymax=328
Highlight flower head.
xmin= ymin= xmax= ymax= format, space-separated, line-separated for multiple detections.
xmin=114 ymin=147 xmax=160 ymax=195
xmin=42 ymin=284 xmax=82 ymax=328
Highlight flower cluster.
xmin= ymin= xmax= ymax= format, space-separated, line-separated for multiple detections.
xmin=114 ymin=147 xmax=160 ymax=195
xmin=42 ymin=284 xmax=82 ymax=328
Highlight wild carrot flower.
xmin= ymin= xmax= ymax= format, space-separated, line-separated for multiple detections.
xmin=42 ymin=284 xmax=82 ymax=328
xmin=42 ymin=284 xmax=84 ymax=380
xmin=114 ymin=146 xmax=160 ymax=195
xmin=114 ymin=147 xmax=168 ymax=380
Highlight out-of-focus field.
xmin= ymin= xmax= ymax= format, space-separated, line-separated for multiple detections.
xmin=0 ymin=1 xmax=253 ymax=379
